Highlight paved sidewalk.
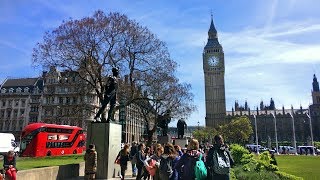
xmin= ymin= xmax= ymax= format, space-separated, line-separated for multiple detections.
xmin=70 ymin=162 xmax=136 ymax=180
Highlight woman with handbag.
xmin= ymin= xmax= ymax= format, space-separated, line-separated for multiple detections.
xmin=3 ymin=150 xmax=17 ymax=180
xmin=144 ymin=144 xmax=163 ymax=180
xmin=115 ymin=144 xmax=130 ymax=180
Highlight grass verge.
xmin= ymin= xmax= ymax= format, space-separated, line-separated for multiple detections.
xmin=277 ymin=155 xmax=320 ymax=180
xmin=0 ymin=154 xmax=84 ymax=170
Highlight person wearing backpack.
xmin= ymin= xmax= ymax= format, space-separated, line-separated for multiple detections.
xmin=174 ymin=139 xmax=207 ymax=180
xmin=159 ymin=143 xmax=178 ymax=180
xmin=206 ymin=135 xmax=234 ymax=180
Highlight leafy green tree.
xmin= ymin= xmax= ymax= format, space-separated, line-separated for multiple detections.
xmin=192 ymin=127 xmax=216 ymax=143
xmin=218 ymin=116 xmax=253 ymax=144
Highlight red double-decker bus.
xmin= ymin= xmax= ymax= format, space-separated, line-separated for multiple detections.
xmin=20 ymin=123 xmax=86 ymax=157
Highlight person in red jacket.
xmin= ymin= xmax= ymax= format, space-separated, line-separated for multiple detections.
xmin=3 ymin=150 xmax=17 ymax=180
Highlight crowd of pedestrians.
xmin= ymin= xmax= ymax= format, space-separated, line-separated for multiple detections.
xmin=113 ymin=134 xmax=234 ymax=180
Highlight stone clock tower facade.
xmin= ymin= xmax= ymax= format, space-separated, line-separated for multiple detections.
xmin=203 ymin=17 xmax=226 ymax=128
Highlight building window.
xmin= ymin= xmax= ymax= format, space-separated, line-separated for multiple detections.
xmin=0 ymin=110 xmax=5 ymax=118
xmin=21 ymin=100 xmax=25 ymax=107
xmin=20 ymin=109 xmax=25 ymax=116
xmin=59 ymin=97 xmax=64 ymax=104
xmin=9 ymin=88 xmax=14 ymax=93
xmin=14 ymin=110 xmax=18 ymax=118
xmin=24 ymin=87 xmax=29 ymax=93
xmin=16 ymin=87 xmax=22 ymax=93
xmin=15 ymin=100 xmax=19 ymax=106
xmin=66 ymin=97 xmax=70 ymax=104
xmin=72 ymin=97 xmax=77 ymax=104
xmin=7 ymin=110 xmax=11 ymax=118
xmin=1 ymin=88 xmax=6 ymax=93
xmin=8 ymin=100 xmax=12 ymax=107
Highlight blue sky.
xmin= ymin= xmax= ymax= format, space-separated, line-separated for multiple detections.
xmin=1 ymin=0 xmax=320 ymax=126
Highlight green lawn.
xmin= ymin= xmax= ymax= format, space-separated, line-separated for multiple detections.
xmin=1 ymin=154 xmax=84 ymax=170
xmin=277 ymin=155 xmax=320 ymax=180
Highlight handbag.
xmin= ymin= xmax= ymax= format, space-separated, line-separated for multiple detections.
xmin=146 ymin=159 xmax=157 ymax=176
xmin=115 ymin=158 xmax=120 ymax=165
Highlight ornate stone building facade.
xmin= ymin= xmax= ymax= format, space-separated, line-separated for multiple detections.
xmin=0 ymin=78 xmax=43 ymax=137
xmin=41 ymin=66 xmax=97 ymax=131
xmin=0 ymin=67 xmax=157 ymax=144
xmin=203 ymin=16 xmax=226 ymax=128
xmin=226 ymin=75 xmax=320 ymax=143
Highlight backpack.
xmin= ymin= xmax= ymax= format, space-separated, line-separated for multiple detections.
xmin=194 ymin=153 xmax=207 ymax=180
xmin=212 ymin=149 xmax=230 ymax=175
xmin=159 ymin=156 xmax=173 ymax=180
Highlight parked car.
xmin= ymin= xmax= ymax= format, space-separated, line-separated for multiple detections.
xmin=278 ymin=146 xmax=296 ymax=154
xmin=297 ymin=146 xmax=316 ymax=155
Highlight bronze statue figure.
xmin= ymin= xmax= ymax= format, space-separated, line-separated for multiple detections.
xmin=177 ymin=119 xmax=187 ymax=139
xmin=94 ymin=67 xmax=119 ymax=123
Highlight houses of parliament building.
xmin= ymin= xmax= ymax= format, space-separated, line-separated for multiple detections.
xmin=203 ymin=17 xmax=320 ymax=143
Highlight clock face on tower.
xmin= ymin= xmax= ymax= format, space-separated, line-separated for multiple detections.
xmin=208 ymin=56 xmax=219 ymax=66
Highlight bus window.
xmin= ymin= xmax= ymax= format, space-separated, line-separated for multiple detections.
xmin=48 ymin=134 xmax=57 ymax=140
xmin=58 ymin=135 xmax=70 ymax=141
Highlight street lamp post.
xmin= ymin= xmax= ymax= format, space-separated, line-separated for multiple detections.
xmin=272 ymin=113 xmax=279 ymax=155
xmin=253 ymin=114 xmax=259 ymax=154
xmin=289 ymin=113 xmax=298 ymax=155
xmin=306 ymin=107 xmax=315 ymax=156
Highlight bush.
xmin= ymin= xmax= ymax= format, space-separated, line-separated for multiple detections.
xmin=230 ymin=144 xmax=252 ymax=165
xmin=274 ymin=171 xmax=303 ymax=180
xmin=233 ymin=164 xmax=281 ymax=180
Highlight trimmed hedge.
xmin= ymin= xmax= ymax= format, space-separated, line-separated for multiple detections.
xmin=229 ymin=144 xmax=303 ymax=180
xmin=274 ymin=171 xmax=303 ymax=180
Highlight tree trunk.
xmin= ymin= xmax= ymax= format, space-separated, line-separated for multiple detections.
xmin=146 ymin=124 xmax=157 ymax=147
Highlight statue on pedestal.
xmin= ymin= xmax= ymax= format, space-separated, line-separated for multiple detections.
xmin=177 ymin=119 xmax=187 ymax=139
xmin=94 ymin=67 xmax=119 ymax=123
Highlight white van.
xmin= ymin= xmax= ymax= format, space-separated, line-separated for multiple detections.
xmin=0 ymin=133 xmax=20 ymax=155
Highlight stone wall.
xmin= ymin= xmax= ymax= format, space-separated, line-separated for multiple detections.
xmin=16 ymin=162 xmax=84 ymax=180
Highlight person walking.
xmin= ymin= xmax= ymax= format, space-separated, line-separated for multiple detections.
xmin=142 ymin=147 xmax=151 ymax=180
xmin=84 ymin=144 xmax=97 ymax=180
xmin=206 ymin=135 xmax=234 ymax=180
xmin=174 ymin=139 xmax=204 ymax=180
xmin=115 ymin=144 xmax=130 ymax=180
xmin=136 ymin=143 xmax=146 ymax=180
xmin=145 ymin=144 xmax=163 ymax=180
xmin=3 ymin=150 xmax=17 ymax=180
xmin=130 ymin=141 xmax=138 ymax=177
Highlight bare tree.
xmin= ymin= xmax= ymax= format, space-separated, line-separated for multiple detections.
xmin=32 ymin=10 xmax=195 ymax=136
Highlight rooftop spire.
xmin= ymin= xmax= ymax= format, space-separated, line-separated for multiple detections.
xmin=208 ymin=13 xmax=217 ymax=39
xmin=313 ymin=74 xmax=319 ymax=92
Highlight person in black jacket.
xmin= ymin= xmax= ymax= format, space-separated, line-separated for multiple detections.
xmin=3 ymin=150 xmax=17 ymax=180
xmin=136 ymin=143 xmax=146 ymax=180
xmin=130 ymin=141 xmax=138 ymax=177
xmin=115 ymin=144 xmax=130 ymax=180
xmin=206 ymin=135 xmax=234 ymax=180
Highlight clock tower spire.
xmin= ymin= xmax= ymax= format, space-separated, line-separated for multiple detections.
xmin=203 ymin=15 xmax=226 ymax=128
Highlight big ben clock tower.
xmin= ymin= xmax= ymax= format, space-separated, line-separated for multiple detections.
xmin=203 ymin=16 xmax=226 ymax=128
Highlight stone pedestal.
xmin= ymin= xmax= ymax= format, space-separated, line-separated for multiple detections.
xmin=173 ymin=138 xmax=188 ymax=147
xmin=158 ymin=135 xmax=172 ymax=144
xmin=87 ymin=122 xmax=121 ymax=180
